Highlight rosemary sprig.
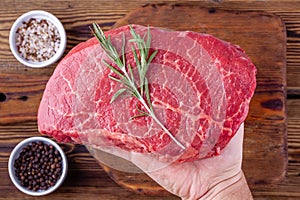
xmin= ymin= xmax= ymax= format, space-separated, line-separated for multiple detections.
xmin=92 ymin=23 xmax=185 ymax=150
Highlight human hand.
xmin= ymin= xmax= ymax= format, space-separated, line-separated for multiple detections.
xmin=145 ymin=123 xmax=252 ymax=200
xmin=88 ymin=123 xmax=252 ymax=200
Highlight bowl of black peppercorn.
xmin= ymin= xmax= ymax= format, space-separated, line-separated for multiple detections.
xmin=8 ymin=137 xmax=68 ymax=196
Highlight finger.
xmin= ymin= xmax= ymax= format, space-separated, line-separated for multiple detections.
xmin=221 ymin=122 xmax=244 ymax=160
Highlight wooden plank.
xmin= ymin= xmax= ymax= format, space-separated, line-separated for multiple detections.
xmin=107 ymin=4 xmax=287 ymax=193
xmin=1 ymin=0 xmax=300 ymax=199
xmin=1 ymin=0 xmax=300 ymax=89
xmin=0 ymin=74 xmax=47 ymax=124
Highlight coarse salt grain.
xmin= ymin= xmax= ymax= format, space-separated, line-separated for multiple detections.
xmin=15 ymin=18 xmax=61 ymax=62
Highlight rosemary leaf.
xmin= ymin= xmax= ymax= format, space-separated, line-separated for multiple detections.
xmin=108 ymin=75 xmax=123 ymax=83
xmin=144 ymin=78 xmax=153 ymax=112
xmin=145 ymin=27 xmax=151 ymax=58
xmin=148 ymin=50 xmax=158 ymax=66
xmin=128 ymin=64 xmax=134 ymax=83
xmin=103 ymin=60 xmax=124 ymax=78
xmin=131 ymin=46 xmax=141 ymax=68
xmin=121 ymin=33 xmax=126 ymax=70
xmin=129 ymin=104 xmax=149 ymax=120
xmin=110 ymin=88 xmax=127 ymax=103
xmin=129 ymin=113 xmax=148 ymax=120
xmin=131 ymin=45 xmax=143 ymax=95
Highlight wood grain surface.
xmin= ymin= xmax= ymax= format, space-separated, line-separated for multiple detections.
xmin=0 ymin=1 xmax=300 ymax=199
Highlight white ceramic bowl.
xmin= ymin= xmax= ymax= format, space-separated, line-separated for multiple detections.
xmin=8 ymin=137 xmax=68 ymax=196
xmin=9 ymin=10 xmax=66 ymax=68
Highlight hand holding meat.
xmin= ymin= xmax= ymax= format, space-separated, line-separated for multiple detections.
xmin=37 ymin=25 xmax=256 ymax=199
xmin=146 ymin=123 xmax=253 ymax=200
xmin=88 ymin=124 xmax=252 ymax=200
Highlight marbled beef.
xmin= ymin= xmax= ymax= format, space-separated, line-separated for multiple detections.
xmin=38 ymin=25 xmax=256 ymax=162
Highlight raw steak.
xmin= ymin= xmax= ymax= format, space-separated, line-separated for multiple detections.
xmin=38 ymin=25 xmax=256 ymax=162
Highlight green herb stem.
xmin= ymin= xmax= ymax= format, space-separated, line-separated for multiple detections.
xmin=92 ymin=23 xmax=186 ymax=150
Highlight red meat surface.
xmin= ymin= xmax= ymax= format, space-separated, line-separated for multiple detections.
xmin=38 ymin=25 xmax=256 ymax=162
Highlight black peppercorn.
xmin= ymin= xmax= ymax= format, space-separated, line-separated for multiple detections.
xmin=14 ymin=141 xmax=63 ymax=191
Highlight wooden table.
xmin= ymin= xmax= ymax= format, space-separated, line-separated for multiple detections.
xmin=0 ymin=0 xmax=299 ymax=199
